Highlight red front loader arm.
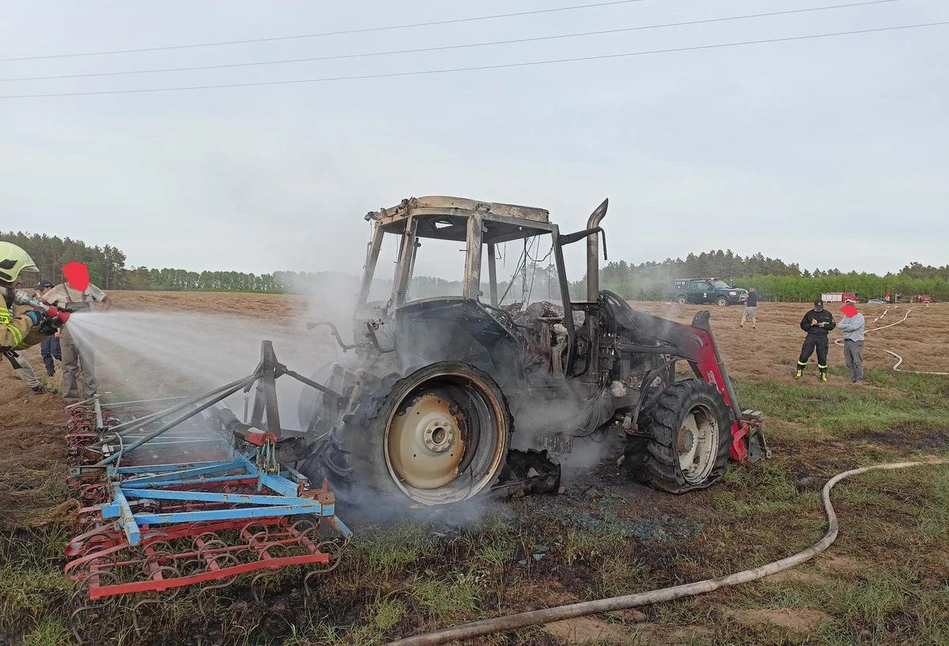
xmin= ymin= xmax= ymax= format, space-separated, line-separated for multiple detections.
xmin=636 ymin=310 xmax=769 ymax=463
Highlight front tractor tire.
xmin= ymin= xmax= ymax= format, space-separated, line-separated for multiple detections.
xmin=307 ymin=362 xmax=512 ymax=507
xmin=633 ymin=379 xmax=732 ymax=493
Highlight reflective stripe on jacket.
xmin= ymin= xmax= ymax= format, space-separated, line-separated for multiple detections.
xmin=0 ymin=304 xmax=35 ymax=351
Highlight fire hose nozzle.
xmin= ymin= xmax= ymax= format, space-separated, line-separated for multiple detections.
xmin=47 ymin=306 xmax=70 ymax=324
xmin=13 ymin=289 xmax=44 ymax=309
xmin=14 ymin=290 xmax=71 ymax=324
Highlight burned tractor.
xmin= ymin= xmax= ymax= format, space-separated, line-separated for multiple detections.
xmin=301 ymin=196 xmax=767 ymax=506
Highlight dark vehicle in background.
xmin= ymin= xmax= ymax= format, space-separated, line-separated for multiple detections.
xmin=672 ymin=278 xmax=748 ymax=307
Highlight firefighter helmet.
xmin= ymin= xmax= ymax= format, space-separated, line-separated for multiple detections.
xmin=0 ymin=242 xmax=39 ymax=284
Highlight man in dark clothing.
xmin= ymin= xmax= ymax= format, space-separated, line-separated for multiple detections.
xmin=36 ymin=280 xmax=61 ymax=376
xmin=796 ymin=299 xmax=836 ymax=382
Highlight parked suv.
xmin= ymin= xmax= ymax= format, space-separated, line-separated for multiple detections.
xmin=672 ymin=278 xmax=748 ymax=306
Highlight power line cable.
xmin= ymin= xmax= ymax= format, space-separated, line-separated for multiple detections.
xmin=0 ymin=0 xmax=910 ymax=83
xmin=0 ymin=0 xmax=658 ymax=63
xmin=1 ymin=21 xmax=944 ymax=100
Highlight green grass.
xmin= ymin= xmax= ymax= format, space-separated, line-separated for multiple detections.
xmin=0 ymin=567 xmax=71 ymax=632
xmin=20 ymin=618 xmax=72 ymax=646
xmin=0 ymin=528 xmax=72 ymax=632
xmin=596 ymin=555 xmax=651 ymax=598
xmin=734 ymin=374 xmax=949 ymax=442
xmin=409 ymin=572 xmax=483 ymax=623
xmin=301 ymin=597 xmax=408 ymax=646
xmin=562 ymin=529 xmax=628 ymax=566
xmin=344 ymin=523 xmax=434 ymax=581
xmin=476 ymin=541 xmax=514 ymax=570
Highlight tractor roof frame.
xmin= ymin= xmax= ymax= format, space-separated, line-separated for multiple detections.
xmin=358 ymin=196 xmax=569 ymax=313
xmin=367 ymin=195 xmax=557 ymax=243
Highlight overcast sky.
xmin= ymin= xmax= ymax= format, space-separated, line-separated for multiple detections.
xmin=1 ymin=0 xmax=947 ymax=281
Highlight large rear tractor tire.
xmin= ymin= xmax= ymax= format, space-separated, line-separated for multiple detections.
xmin=633 ymin=379 xmax=732 ymax=493
xmin=304 ymin=361 xmax=512 ymax=507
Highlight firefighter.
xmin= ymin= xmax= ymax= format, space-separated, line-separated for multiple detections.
xmin=1 ymin=242 xmax=60 ymax=391
xmin=796 ymin=299 xmax=836 ymax=382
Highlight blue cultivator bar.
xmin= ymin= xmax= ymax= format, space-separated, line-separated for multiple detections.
xmin=63 ymin=341 xmax=353 ymax=642
xmin=101 ymin=452 xmax=352 ymax=547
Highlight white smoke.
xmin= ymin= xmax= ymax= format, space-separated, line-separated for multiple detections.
xmin=65 ymin=309 xmax=337 ymax=430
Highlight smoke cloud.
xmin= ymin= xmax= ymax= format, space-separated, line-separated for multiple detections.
xmin=65 ymin=309 xmax=338 ymax=430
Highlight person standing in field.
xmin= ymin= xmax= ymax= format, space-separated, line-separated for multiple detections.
xmin=43 ymin=262 xmax=111 ymax=402
xmin=837 ymin=301 xmax=865 ymax=383
xmin=796 ymin=299 xmax=836 ymax=382
xmin=36 ymin=279 xmax=62 ymax=377
xmin=740 ymin=287 xmax=758 ymax=328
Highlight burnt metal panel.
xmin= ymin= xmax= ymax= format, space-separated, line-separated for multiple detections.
xmin=463 ymin=214 xmax=484 ymax=301
xmin=394 ymin=298 xmax=524 ymax=385
xmin=357 ymin=226 xmax=385 ymax=308
xmin=368 ymin=196 xmax=550 ymax=225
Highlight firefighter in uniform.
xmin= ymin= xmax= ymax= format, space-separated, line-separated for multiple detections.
xmin=1 ymin=243 xmax=60 ymax=383
xmin=796 ymin=299 xmax=836 ymax=382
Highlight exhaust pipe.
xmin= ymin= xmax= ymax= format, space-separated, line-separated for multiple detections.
xmin=586 ymin=199 xmax=609 ymax=301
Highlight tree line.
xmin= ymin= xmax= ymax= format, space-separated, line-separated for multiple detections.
xmin=2 ymin=232 xmax=127 ymax=289
xmin=4 ymin=232 xmax=946 ymax=302
xmin=571 ymin=253 xmax=949 ymax=302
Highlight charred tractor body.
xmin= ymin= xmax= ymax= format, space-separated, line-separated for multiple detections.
xmin=301 ymin=197 xmax=767 ymax=506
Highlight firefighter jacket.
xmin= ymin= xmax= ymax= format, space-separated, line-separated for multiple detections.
xmin=800 ymin=309 xmax=836 ymax=337
xmin=0 ymin=301 xmax=45 ymax=351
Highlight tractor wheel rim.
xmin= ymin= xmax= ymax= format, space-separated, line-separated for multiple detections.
xmin=384 ymin=370 xmax=509 ymax=505
xmin=677 ymin=403 xmax=718 ymax=484
xmin=388 ymin=393 xmax=465 ymax=490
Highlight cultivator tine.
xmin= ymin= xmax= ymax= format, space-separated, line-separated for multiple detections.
xmin=131 ymin=566 xmax=181 ymax=636
xmin=303 ymin=542 xmax=346 ymax=592
xmin=64 ymin=540 xmax=127 ymax=582
xmin=69 ymin=570 xmax=120 ymax=645
xmin=78 ymin=482 xmax=110 ymax=505
xmin=250 ymin=571 xmax=277 ymax=603
xmin=196 ymin=573 xmax=239 ymax=614
xmin=65 ymin=522 xmax=121 ymax=558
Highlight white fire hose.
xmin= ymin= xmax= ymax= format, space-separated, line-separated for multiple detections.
xmin=836 ymin=307 xmax=949 ymax=375
xmin=388 ymin=459 xmax=948 ymax=646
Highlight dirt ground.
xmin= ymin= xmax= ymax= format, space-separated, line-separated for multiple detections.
xmin=625 ymin=299 xmax=949 ymax=381
xmin=1 ymin=293 xmax=947 ymax=645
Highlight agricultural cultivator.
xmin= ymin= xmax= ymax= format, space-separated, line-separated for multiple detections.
xmin=300 ymin=196 xmax=769 ymax=508
xmin=63 ymin=342 xmax=351 ymax=641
